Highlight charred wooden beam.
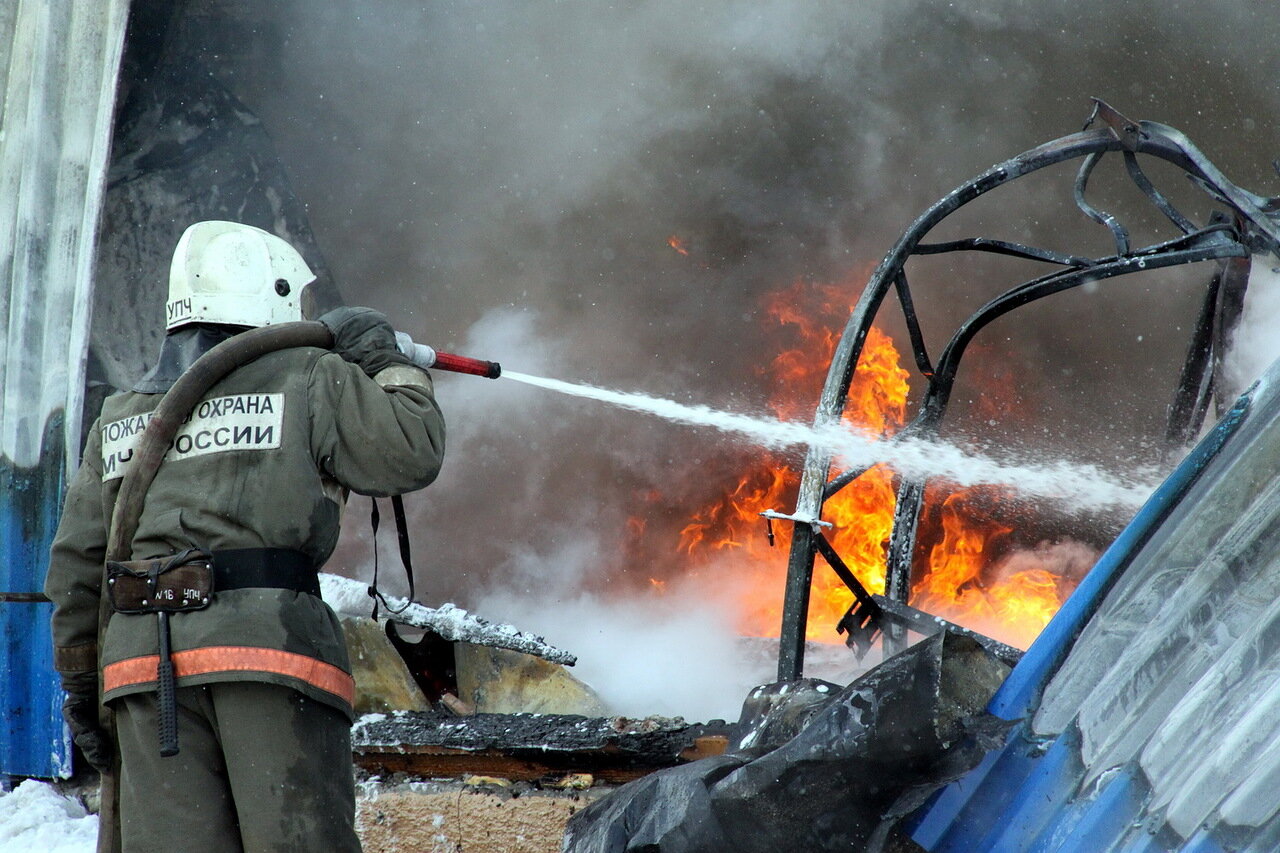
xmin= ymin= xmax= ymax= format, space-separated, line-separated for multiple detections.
xmin=353 ymin=712 xmax=733 ymax=784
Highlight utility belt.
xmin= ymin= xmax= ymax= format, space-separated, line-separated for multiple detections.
xmin=107 ymin=547 xmax=320 ymax=614
xmin=106 ymin=547 xmax=320 ymax=759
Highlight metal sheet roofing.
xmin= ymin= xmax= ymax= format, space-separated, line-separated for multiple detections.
xmin=909 ymin=362 xmax=1280 ymax=852
xmin=0 ymin=0 xmax=127 ymax=777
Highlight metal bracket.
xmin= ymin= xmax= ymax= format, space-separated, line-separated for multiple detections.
xmin=836 ymin=598 xmax=881 ymax=658
xmin=1089 ymin=97 xmax=1144 ymax=151
xmin=0 ymin=592 xmax=50 ymax=602
xmin=759 ymin=509 xmax=833 ymax=531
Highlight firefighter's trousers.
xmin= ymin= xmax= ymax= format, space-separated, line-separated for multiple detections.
xmin=114 ymin=681 xmax=361 ymax=853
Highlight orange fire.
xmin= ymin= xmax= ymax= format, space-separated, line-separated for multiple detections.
xmin=676 ymin=281 xmax=1080 ymax=651
xmin=667 ymin=235 xmax=691 ymax=256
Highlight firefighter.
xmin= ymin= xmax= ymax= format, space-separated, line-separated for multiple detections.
xmin=44 ymin=220 xmax=445 ymax=851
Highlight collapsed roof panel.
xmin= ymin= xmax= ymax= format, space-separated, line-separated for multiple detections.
xmin=910 ymin=357 xmax=1280 ymax=850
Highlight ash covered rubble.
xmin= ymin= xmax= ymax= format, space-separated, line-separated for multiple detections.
xmin=323 ymin=569 xmax=1011 ymax=845
xmin=323 ymin=572 xmax=735 ymax=783
xmin=329 ymin=545 xmax=1016 ymax=849
xmin=321 ymin=573 xmax=576 ymax=665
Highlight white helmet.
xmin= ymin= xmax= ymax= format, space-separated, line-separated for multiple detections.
xmin=166 ymin=221 xmax=316 ymax=331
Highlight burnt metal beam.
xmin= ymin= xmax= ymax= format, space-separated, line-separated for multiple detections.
xmin=870 ymin=595 xmax=1023 ymax=668
xmin=883 ymin=481 xmax=925 ymax=656
xmin=911 ymin=227 xmax=1247 ymax=431
xmin=1124 ymin=151 xmax=1198 ymax=234
xmin=776 ymin=105 xmax=1280 ymax=682
xmin=0 ymin=593 xmax=51 ymax=602
xmin=894 ymin=271 xmax=935 ymax=377
xmin=821 ymin=231 xmax=1246 ymax=506
xmin=913 ymin=238 xmax=1096 ymax=267
xmin=1166 ymin=261 xmax=1227 ymax=449
xmin=823 ymin=462 xmax=875 ymax=500
xmin=813 ymin=532 xmax=879 ymax=613
xmin=353 ymin=712 xmax=733 ymax=784
xmin=812 ymin=532 xmax=883 ymax=657
xmin=1074 ymin=151 xmax=1131 ymax=256
xmin=1212 ymin=248 xmax=1253 ymax=419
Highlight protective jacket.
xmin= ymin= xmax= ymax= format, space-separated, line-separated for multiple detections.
xmin=44 ymin=346 xmax=445 ymax=719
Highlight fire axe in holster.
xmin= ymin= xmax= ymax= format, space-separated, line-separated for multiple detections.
xmin=105 ymin=550 xmax=215 ymax=756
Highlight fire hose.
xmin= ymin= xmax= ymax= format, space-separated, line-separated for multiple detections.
xmin=95 ymin=320 xmax=497 ymax=853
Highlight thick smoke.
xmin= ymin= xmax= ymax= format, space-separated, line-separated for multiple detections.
xmin=196 ymin=0 xmax=1280 ymax=715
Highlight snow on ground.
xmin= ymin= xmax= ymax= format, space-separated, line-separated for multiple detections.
xmin=0 ymin=780 xmax=96 ymax=852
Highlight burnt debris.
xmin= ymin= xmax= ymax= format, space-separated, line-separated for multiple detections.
xmin=564 ymin=632 xmax=1013 ymax=853
xmin=353 ymin=710 xmax=733 ymax=784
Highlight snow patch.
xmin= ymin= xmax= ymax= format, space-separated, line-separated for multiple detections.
xmin=0 ymin=780 xmax=97 ymax=853
xmin=320 ymin=573 xmax=576 ymax=664
xmin=320 ymin=572 xmax=375 ymax=616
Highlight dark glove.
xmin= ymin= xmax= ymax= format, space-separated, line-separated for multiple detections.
xmin=317 ymin=307 xmax=415 ymax=378
xmin=60 ymin=672 xmax=112 ymax=773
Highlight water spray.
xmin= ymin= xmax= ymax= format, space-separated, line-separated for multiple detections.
xmin=384 ymin=331 xmax=1158 ymax=512
xmin=498 ymin=370 xmax=1162 ymax=513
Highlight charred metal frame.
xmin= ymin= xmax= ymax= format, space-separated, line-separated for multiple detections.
xmin=777 ymin=100 xmax=1280 ymax=681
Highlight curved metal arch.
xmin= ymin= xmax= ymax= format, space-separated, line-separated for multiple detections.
xmin=776 ymin=101 xmax=1280 ymax=680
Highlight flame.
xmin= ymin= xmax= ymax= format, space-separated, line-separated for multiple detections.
xmin=667 ymin=235 xmax=691 ymax=256
xmin=675 ymin=280 xmax=1079 ymax=650
xmin=911 ymin=489 xmax=1075 ymax=648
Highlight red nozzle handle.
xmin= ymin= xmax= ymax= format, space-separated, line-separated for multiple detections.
xmin=432 ymin=351 xmax=502 ymax=379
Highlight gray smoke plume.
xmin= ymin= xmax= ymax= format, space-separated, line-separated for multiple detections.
xmin=117 ymin=0 xmax=1280 ymax=712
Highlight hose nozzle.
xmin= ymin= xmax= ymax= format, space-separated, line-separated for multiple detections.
xmin=395 ymin=332 xmax=502 ymax=379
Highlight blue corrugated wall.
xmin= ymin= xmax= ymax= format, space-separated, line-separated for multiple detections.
xmin=0 ymin=414 xmax=70 ymax=778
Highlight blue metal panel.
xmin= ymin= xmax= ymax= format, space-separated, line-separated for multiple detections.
xmin=910 ymin=748 xmax=1006 ymax=848
xmin=1118 ymin=832 xmax=1179 ymax=853
xmin=918 ymin=737 xmax=1182 ymax=853
xmin=1042 ymin=767 xmax=1154 ymax=853
xmin=0 ymin=0 xmax=127 ymax=780
xmin=1179 ymin=832 xmax=1228 ymax=853
xmin=0 ymin=415 xmax=70 ymax=778
xmin=987 ymin=389 xmax=1254 ymax=723
xmin=909 ymin=383 xmax=1262 ymax=851
xmin=982 ymin=728 xmax=1083 ymax=852
xmin=926 ymin=737 xmax=1043 ymax=852
xmin=1058 ymin=770 xmax=1146 ymax=853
